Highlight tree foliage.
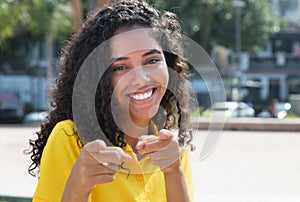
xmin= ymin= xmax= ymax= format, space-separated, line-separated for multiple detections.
xmin=1 ymin=0 xmax=73 ymax=46
xmin=0 ymin=0 xmax=73 ymax=74
xmin=150 ymin=0 xmax=282 ymax=52
xmin=0 ymin=0 xmax=284 ymax=73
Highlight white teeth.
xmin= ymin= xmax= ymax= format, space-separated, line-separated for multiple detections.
xmin=130 ymin=90 xmax=153 ymax=100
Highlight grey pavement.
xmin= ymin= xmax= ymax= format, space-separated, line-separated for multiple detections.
xmin=191 ymin=118 xmax=300 ymax=131
xmin=190 ymin=129 xmax=300 ymax=202
xmin=0 ymin=126 xmax=38 ymax=198
xmin=0 ymin=124 xmax=300 ymax=201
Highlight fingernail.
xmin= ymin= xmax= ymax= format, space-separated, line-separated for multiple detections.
xmin=159 ymin=132 xmax=171 ymax=139
xmin=136 ymin=141 xmax=143 ymax=148
xmin=123 ymin=154 xmax=132 ymax=161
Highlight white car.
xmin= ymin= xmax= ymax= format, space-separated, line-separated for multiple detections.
xmin=209 ymin=101 xmax=255 ymax=118
xmin=24 ymin=111 xmax=48 ymax=123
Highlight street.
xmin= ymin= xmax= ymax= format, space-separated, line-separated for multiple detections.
xmin=190 ymin=129 xmax=300 ymax=202
xmin=0 ymin=125 xmax=300 ymax=201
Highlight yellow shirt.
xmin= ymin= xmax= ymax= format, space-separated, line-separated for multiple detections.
xmin=33 ymin=120 xmax=194 ymax=202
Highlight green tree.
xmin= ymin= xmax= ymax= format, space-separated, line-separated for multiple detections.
xmin=0 ymin=0 xmax=73 ymax=74
xmin=150 ymin=0 xmax=282 ymax=52
xmin=0 ymin=0 xmax=110 ymax=74
xmin=0 ymin=0 xmax=73 ymax=46
xmin=71 ymin=0 xmax=109 ymax=30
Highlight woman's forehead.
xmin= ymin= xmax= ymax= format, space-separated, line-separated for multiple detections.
xmin=110 ymin=29 xmax=162 ymax=58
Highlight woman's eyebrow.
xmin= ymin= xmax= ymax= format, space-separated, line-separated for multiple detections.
xmin=110 ymin=56 xmax=129 ymax=64
xmin=142 ymin=49 xmax=162 ymax=57
xmin=110 ymin=49 xmax=161 ymax=64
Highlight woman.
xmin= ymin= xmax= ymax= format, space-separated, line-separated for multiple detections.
xmin=27 ymin=0 xmax=194 ymax=201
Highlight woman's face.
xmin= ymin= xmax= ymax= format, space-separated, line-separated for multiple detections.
xmin=110 ymin=29 xmax=169 ymax=127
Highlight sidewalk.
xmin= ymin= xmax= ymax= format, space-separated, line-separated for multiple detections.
xmin=191 ymin=117 xmax=300 ymax=131
xmin=0 ymin=127 xmax=38 ymax=199
xmin=189 ymin=130 xmax=300 ymax=202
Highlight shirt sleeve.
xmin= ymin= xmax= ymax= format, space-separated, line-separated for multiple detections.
xmin=33 ymin=120 xmax=81 ymax=202
xmin=180 ymin=148 xmax=195 ymax=202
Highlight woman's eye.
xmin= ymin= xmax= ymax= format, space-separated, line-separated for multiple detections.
xmin=112 ymin=65 xmax=127 ymax=72
xmin=147 ymin=58 xmax=160 ymax=64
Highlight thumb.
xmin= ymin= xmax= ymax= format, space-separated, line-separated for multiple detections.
xmin=119 ymin=151 xmax=132 ymax=162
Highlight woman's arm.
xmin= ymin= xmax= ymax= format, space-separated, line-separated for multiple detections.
xmin=136 ymin=130 xmax=190 ymax=202
xmin=162 ymin=161 xmax=190 ymax=202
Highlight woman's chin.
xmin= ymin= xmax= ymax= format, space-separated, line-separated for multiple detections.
xmin=130 ymin=111 xmax=154 ymax=126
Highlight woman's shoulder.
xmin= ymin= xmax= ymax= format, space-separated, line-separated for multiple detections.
xmin=52 ymin=119 xmax=76 ymax=136
xmin=45 ymin=119 xmax=82 ymax=151
xmin=47 ymin=119 xmax=80 ymax=146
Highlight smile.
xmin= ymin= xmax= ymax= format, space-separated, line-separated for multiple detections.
xmin=129 ymin=88 xmax=155 ymax=101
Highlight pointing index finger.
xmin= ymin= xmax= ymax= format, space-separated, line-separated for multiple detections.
xmin=158 ymin=129 xmax=173 ymax=140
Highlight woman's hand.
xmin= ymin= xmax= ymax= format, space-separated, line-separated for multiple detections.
xmin=135 ymin=129 xmax=180 ymax=171
xmin=136 ymin=130 xmax=190 ymax=202
xmin=62 ymin=139 xmax=131 ymax=202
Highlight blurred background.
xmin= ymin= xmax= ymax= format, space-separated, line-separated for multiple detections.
xmin=1 ymin=0 xmax=300 ymax=122
xmin=0 ymin=0 xmax=300 ymax=201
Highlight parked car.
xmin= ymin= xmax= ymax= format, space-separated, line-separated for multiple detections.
xmin=0 ymin=108 xmax=24 ymax=123
xmin=24 ymin=110 xmax=48 ymax=123
xmin=202 ymin=101 xmax=255 ymax=118
xmin=0 ymin=98 xmax=24 ymax=123
xmin=257 ymin=102 xmax=291 ymax=119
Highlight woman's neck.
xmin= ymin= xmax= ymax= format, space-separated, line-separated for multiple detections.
xmin=124 ymin=134 xmax=139 ymax=153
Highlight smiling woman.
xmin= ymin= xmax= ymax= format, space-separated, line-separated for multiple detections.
xmin=110 ymin=30 xmax=169 ymax=128
xmin=26 ymin=1 xmax=195 ymax=201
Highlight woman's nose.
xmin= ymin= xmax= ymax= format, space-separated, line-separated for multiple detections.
xmin=130 ymin=66 xmax=150 ymax=85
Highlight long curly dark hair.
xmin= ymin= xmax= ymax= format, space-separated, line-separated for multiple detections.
xmin=26 ymin=0 xmax=194 ymax=177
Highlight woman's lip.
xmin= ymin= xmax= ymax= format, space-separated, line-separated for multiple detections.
xmin=131 ymin=88 xmax=153 ymax=96
xmin=127 ymin=84 xmax=160 ymax=95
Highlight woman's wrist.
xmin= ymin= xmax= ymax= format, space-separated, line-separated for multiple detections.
xmin=161 ymin=160 xmax=182 ymax=175
xmin=62 ymin=187 xmax=89 ymax=202
xmin=61 ymin=174 xmax=91 ymax=202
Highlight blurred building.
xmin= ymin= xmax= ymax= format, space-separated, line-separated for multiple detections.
xmin=209 ymin=0 xmax=300 ymax=115
xmin=237 ymin=0 xmax=300 ymax=106
xmin=225 ymin=0 xmax=300 ymax=116
xmin=269 ymin=0 xmax=300 ymax=30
